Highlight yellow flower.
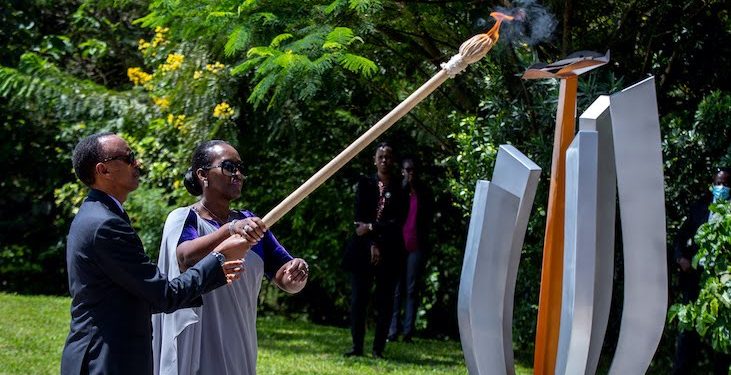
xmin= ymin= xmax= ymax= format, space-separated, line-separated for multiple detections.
xmin=193 ymin=70 xmax=203 ymax=80
xmin=167 ymin=114 xmax=188 ymax=132
xmin=127 ymin=67 xmax=153 ymax=86
xmin=138 ymin=38 xmax=151 ymax=52
xmin=160 ymin=53 xmax=185 ymax=72
xmin=213 ymin=101 xmax=234 ymax=119
xmin=151 ymin=26 xmax=169 ymax=48
xmin=173 ymin=180 xmax=182 ymax=189
xmin=205 ymin=62 xmax=226 ymax=74
xmin=153 ymin=96 xmax=170 ymax=110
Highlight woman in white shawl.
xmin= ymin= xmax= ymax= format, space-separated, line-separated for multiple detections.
xmin=152 ymin=140 xmax=309 ymax=375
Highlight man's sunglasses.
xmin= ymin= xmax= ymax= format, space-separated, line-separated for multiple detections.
xmin=101 ymin=151 xmax=136 ymax=165
xmin=204 ymin=159 xmax=246 ymax=178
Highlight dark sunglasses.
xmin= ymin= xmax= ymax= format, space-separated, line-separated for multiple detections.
xmin=403 ymin=167 xmax=415 ymax=172
xmin=204 ymin=159 xmax=246 ymax=178
xmin=102 ymin=151 xmax=136 ymax=165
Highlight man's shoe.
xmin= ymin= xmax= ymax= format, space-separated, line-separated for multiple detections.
xmin=387 ymin=334 xmax=398 ymax=342
xmin=372 ymin=351 xmax=385 ymax=359
xmin=402 ymin=336 xmax=413 ymax=343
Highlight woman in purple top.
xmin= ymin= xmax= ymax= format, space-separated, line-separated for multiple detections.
xmin=152 ymin=140 xmax=309 ymax=375
xmin=388 ymin=157 xmax=434 ymax=343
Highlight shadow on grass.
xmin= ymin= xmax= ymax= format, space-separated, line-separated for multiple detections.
xmin=257 ymin=315 xmax=465 ymax=369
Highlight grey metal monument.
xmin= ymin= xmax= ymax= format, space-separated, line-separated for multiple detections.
xmin=458 ymin=76 xmax=667 ymax=375
xmin=458 ymin=145 xmax=541 ymax=375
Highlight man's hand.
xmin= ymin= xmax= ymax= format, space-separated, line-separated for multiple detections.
xmin=370 ymin=244 xmax=380 ymax=266
xmin=214 ymin=234 xmax=255 ymax=261
xmin=355 ymin=222 xmax=372 ymax=236
xmin=223 ymin=259 xmax=244 ymax=284
xmin=677 ymin=257 xmax=692 ymax=272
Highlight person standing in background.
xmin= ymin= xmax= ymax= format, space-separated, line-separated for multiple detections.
xmin=672 ymin=167 xmax=730 ymax=375
xmin=343 ymin=142 xmax=407 ymax=359
xmin=388 ymin=157 xmax=433 ymax=343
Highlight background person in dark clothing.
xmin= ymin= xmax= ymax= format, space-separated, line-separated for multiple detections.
xmin=388 ymin=157 xmax=434 ymax=343
xmin=672 ymin=167 xmax=730 ymax=375
xmin=343 ymin=142 xmax=407 ymax=359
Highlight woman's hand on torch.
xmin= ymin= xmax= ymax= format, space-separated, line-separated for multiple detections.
xmin=231 ymin=216 xmax=267 ymax=243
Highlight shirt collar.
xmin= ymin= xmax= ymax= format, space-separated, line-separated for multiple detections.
xmin=106 ymin=193 xmax=125 ymax=213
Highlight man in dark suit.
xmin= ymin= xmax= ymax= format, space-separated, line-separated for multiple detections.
xmin=672 ymin=167 xmax=730 ymax=375
xmin=61 ymin=132 xmax=249 ymax=375
xmin=344 ymin=142 xmax=407 ymax=359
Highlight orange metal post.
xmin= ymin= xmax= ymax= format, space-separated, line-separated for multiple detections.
xmin=533 ymin=76 xmax=578 ymax=375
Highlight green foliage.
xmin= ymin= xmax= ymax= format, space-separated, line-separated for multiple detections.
xmin=669 ymin=201 xmax=731 ymax=355
xmin=0 ymin=52 xmax=150 ymax=126
xmin=232 ymin=25 xmax=375 ymax=108
xmin=663 ymin=91 xmax=731 ymax=245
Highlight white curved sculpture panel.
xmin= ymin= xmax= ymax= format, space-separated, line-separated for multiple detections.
xmin=607 ymin=76 xmax=667 ymax=375
xmin=555 ymin=130 xmax=598 ymax=375
xmin=491 ymin=145 xmax=541 ymax=374
xmin=459 ymin=181 xmax=519 ymax=375
xmin=458 ymin=145 xmax=540 ymax=375
xmin=578 ymin=96 xmax=616 ymax=375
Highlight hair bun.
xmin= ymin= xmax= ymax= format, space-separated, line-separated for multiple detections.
xmin=183 ymin=167 xmax=202 ymax=196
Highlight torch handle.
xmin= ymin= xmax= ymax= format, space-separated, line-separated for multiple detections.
xmin=261 ymin=69 xmax=450 ymax=227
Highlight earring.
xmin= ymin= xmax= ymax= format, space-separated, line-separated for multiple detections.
xmin=203 ymin=179 xmax=209 ymax=188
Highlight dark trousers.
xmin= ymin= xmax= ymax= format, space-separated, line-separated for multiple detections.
xmin=350 ymin=264 xmax=397 ymax=354
xmin=672 ymin=329 xmax=730 ymax=375
xmin=389 ymin=250 xmax=425 ymax=339
xmin=672 ymin=270 xmax=730 ymax=374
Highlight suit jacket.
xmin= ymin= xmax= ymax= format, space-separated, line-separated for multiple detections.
xmin=61 ymin=189 xmax=227 ymax=375
xmin=673 ymin=194 xmax=712 ymax=262
xmin=672 ymin=194 xmax=712 ymax=302
xmin=349 ymin=174 xmax=407 ymax=270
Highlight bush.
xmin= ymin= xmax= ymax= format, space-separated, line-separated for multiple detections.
xmin=669 ymin=200 xmax=731 ymax=354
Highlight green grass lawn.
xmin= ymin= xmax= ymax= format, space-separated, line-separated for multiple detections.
xmin=0 ymin=292 xmax=532 ymax=374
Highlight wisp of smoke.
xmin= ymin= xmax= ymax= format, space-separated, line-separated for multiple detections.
xmin=495 ymin=0 xmax=558 ymax=46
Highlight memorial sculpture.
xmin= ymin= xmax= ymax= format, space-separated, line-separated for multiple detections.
xmin=457 ymin=76 xmax=667 ymax=375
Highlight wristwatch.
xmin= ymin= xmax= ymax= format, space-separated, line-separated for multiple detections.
xmin=212 ymin=251 xmax=226 ymax=266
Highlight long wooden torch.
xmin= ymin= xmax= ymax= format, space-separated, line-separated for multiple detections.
xmin=261 ymin=12 xmax=515 ymax=227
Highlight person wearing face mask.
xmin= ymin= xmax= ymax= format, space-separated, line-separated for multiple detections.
xmin=152 ymin=140 xmax=309 ymax=375
xmin=671 ymin=167 xmax=730 ymax=375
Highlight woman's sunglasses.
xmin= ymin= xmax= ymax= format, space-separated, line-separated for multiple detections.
xmin=204 ymin=159 xmax=246 ymax=178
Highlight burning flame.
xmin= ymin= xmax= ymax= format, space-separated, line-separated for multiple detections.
xmin=485 ymin=12 xmax=515 ymax=44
